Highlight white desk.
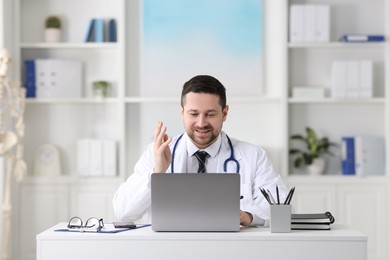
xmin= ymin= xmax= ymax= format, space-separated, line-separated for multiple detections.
xmin=36 ymin=223 xmax=367 ymax=260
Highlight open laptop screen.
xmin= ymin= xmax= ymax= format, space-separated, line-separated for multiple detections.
xmin=151 ymin=173 xmax=240 ymax=232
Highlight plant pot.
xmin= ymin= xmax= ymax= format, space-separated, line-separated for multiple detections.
xmin=307 ymin=158 xmax=326 ymax=175
xmin=44 ymin=28 xmax=61 ymax=43
xmin=92 ymin=81 xmax=110 ymax=99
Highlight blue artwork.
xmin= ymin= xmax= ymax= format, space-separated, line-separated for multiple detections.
xmin=142 ymin=0 xmax=263 ymax=96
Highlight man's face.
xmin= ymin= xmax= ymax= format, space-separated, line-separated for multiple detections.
xmin=181 ymin=92 xmax=228 ymax=149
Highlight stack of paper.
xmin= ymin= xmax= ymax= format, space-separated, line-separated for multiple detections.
xmin=291 ymin=212 xmax=335 ymax=230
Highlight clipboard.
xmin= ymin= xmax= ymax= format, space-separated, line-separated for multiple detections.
xmin=54 ymin=223 xmax=151 ymax=233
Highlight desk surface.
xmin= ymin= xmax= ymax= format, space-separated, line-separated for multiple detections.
xmin=38 ymin=223 xmax=366 ymax=240
xmin=37 ymin=223 xmax=367 ymax=260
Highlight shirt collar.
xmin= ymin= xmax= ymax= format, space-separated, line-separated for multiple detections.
xmin=186 ymin=133 xmax=222 ymax=158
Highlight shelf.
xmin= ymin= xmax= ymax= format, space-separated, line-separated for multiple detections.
xmin=25 ymin=98 xmax=121 ymax=104
xmin=288 ymin=42 xmax=386 ymax=49
xmin=288 ymin=97 xmax=385 ymax=104
xmin=20 ymin=42 xmax=119 ymax=50
xmin=124 ymin=96 xmax=282 ymax=104
xmin=20 ymin=175 xmax=123 ymax=185
xmin=287 ymin=175 xmax=389 ymax=184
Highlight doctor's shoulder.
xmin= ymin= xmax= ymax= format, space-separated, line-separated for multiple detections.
xmin=232 ymin=138 xmax=268 ymax=157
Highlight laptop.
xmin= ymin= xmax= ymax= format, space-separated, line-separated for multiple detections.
xmin=151 ymin=173 xmax=241 ymax=232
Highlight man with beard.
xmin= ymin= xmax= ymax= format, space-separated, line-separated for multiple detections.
xmin=113 ymin=75 xmax=288 ymax=226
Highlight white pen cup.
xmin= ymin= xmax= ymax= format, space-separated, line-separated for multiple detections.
xmin=270 ymin=204 xmax=291 ymax=233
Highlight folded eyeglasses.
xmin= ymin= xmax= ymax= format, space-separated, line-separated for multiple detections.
xmin=67 ymin=216 xmax=104 ymax=232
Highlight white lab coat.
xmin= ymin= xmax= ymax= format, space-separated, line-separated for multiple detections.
xmin=112 ymin=132 xmax=289 ymax=226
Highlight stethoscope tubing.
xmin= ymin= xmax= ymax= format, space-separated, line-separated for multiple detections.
xmin=170 ymin=133 xmax=240 ymax=173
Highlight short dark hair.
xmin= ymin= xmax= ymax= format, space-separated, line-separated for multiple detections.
xmin=181 ymin=75 xmax=227 ymax=108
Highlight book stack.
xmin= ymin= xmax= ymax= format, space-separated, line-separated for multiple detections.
xmin=291 ymin=211 xmax=335 ymax=230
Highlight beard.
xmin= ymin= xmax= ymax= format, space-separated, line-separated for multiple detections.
xmin=187 ymin=126 xmax=219 ymax=148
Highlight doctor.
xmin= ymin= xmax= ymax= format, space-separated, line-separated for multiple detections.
xmin=113 ymin=75 xmax=289 ymax=226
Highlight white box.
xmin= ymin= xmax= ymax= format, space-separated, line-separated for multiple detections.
xmin=292 ymin=87 xmax=325 ymax=98
xmin=90 ymin=139 xmax=103 ymax=176
xmin=355 ymin=136 xmax=385 ymax=176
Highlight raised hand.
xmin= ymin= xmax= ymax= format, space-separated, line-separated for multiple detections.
xmin=153 ymin=121 xmax=173 ymax=173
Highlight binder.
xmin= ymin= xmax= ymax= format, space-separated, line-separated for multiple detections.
xmin=291 ymin=212 xmax=335 ymax=224
xmin=346 ymin=61 xmax=360 ymax=98
xmin=341 ymin=137 xmax=355 ymax=175
xmin=340 ymin=34 xmax=385 ymax=42
xmin=355 ymin=136 xmax=385 ymax=176
xmin=90 ymin=139 xmax=103 ymax=176
xmin=24 ymin=60 xmax=36 ymax=98
xmin=35 ymin=59 xmax=82 ymax=99
xmin=290 ymin=5 xmax=304 ymax=42
xmin=291 ymin=211 xmax=335 ymax=230
xmin=331 ymin=60 xmax=347 ymax=98
xmin=316 ymin=5 xmax=330 ymax=42
xmin=291 ymin=223 xmax=330 ymax=230
xmin=77 ymin=139 xmax=91 ymax=176
xmin=359 ymin=60 xmax=373 ymax=98
xmin=303 ymin=5 xmax=317 ymax=42
xmin=103 ymin=140 xmax=117 ymax=176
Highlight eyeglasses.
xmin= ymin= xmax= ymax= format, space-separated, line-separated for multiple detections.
xmin=67 ymin=216 xmax=104 ymax=232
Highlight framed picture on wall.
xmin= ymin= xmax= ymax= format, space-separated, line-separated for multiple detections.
xmin=141 ymin=0 xmax=264 ymax=97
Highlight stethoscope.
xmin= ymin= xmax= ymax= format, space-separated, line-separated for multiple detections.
xmin=170 ymin=133 xmax=240 ymax=174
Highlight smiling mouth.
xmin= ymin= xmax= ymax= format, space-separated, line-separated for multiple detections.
xmin=195 ymin=128 xmax=210 ymax=134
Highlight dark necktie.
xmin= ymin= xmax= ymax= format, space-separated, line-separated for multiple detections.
xmin=194 ymin=150 xmax=208 ymax=173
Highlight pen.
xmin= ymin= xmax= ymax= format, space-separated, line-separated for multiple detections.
xmin=286 ymin=187 xmax=295 ymax=205
xmin=284 ymin=186 xmax=295 ymax=205
xmin=259 ymin=188 xmax=272 ymax=205
xmin=276 ymin=185 xmax=280 ymax=204
xmin=266 ymin=189 xmax=276 ymax=205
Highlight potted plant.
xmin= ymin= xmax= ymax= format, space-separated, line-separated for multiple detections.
xmin=92 ymin=80 xmax=111 ymax=99
xmin=289 ymin=127 xmax=336 ymax=175
xmin=44 ymin=15 xmax=62 ymax=42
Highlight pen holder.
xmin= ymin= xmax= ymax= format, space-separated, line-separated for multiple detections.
xmin=270 ymin=204 xmax=291 ymax=233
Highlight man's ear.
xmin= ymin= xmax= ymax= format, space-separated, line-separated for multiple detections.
xmin=222 ymin=105 xmax=229 ymax=121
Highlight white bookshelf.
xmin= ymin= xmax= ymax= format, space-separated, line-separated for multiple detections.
xmin=286 ymin=1 xmax=389 ymax=259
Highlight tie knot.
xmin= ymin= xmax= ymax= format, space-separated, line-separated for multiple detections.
xmin=194 ymin=150 xmax=208 ymax=173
